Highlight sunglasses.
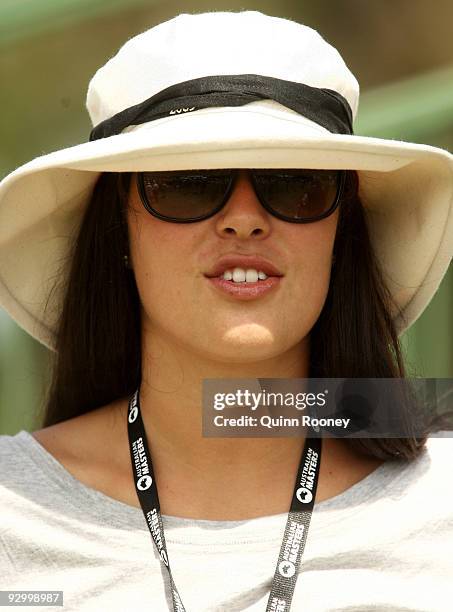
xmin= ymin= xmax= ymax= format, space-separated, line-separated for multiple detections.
xmin=136 ymin=168 xmax=346 ymax=224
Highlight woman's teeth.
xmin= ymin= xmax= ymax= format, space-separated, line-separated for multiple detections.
xmin=222 ymin=267 xmax=268 ymax=283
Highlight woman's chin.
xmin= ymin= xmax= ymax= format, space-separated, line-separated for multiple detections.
xmin=198 ymin=326 xmax=290 ymax=363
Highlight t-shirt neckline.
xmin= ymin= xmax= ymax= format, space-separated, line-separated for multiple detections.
xmin=13 ymin=429 xmax=418 ymax=542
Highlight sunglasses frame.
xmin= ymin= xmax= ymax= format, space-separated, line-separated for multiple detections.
xmin=136 ymin=168 xmax=346 ymax=224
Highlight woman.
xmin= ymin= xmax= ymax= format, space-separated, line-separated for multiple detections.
xmin=1 ymin=10 xmax=452 ymax=612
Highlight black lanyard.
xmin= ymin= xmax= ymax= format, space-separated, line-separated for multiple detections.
xmin=127 ymin=387 xmax=322 ymax=612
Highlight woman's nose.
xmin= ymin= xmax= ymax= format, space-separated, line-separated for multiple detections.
xmin=214 ymin=169 xmax=272 ymax=238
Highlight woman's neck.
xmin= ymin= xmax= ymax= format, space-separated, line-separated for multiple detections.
xmin=33 ymin=397 xmax=385 ymax=521
xmin=32 ymin=330 xmax=385 ymax=521
xmin=108 ymin=396 xmax=384 ymax=520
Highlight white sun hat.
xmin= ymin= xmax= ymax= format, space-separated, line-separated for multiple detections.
xmin=0 ymin=10 xmax=452 ymax=352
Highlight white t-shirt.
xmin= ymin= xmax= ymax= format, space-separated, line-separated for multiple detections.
xmin=1 ymin=430 xmax=452 ymax=611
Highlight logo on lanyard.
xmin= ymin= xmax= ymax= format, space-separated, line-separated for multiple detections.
xmin=296 ymin=486 xmax=313 ymax=504
xmin=137 ymin=474 xmax=153 ymax=490
xmin=128 ymin=390 xmax=139 ymax=423
xmin=278 ymin=560 xmax=296 ymax=578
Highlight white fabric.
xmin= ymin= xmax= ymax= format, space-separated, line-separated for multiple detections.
xmin=1 ymin=430 xmax=453 ymax=611
xmin=86 ymin=11 xmax=360 ymax=126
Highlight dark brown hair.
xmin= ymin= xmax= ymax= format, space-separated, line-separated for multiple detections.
xmin=40 ymin=169 xmax=434 ymax=461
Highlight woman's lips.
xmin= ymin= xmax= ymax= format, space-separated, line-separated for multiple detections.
xmin=206 ymin=276 xmax=282 ymax=300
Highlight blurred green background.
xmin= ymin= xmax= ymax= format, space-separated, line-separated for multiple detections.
xmin=1 ymin=0 xmax=452 ymax=434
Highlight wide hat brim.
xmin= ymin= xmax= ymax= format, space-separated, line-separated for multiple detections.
xmin=0 ymin=101 xmax=452 ymax=351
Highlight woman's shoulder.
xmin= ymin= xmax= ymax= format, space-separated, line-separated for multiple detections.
xmin=422 ymin=432 xmax=453 ymax=469
xmin=1 ymin=427 xmax=451 ymax=512
xmin=28 ymin=397 xmax=128 ymax=471
xmin=0 ymin=397 xmax=139 ymax=510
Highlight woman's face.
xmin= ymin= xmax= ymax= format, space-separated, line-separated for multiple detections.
xmin=126 ymin=169 xmax=339 ymax=362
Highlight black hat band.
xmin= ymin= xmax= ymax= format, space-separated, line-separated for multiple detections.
xmin=89 ymin=73 xmax=354 ymax=141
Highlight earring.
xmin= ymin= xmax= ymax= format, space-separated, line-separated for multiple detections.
xmin=123 ymin=254 xmax=132 ymax=269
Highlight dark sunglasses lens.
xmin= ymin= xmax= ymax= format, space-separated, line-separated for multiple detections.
xmin=253 ymin=169 xmax=341 ymax=220
xmin=140 ymin=170 xmax=231 ymax=220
